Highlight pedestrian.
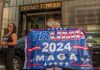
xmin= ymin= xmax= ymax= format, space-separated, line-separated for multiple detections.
xmin=0 ymin=23 xmax=17 ymax=70
xmin=46 ymin=18 xmax=62 ymax=70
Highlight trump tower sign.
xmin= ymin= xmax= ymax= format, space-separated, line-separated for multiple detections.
xmin=24 ymin=28 xmax=94 ymax=70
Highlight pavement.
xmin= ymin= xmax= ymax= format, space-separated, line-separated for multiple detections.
xmin=0 ymin=65 xmax=100 ymax=70
xmin=0 ymin=65 xmax=5 ymax=70
xmin=94 ymin=66 xmax=100 ymax=70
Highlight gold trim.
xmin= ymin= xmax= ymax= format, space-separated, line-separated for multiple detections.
xmin=20 ymin=2 xmax=61 ymax=11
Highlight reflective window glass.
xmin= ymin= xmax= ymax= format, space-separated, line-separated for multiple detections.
xmin=0 ymin=6 xmax=2 ymax=23
xmin=9 ymin=7 xmax=16 ymax=23
xmin=0 ymin=6 xmax=2 ymax=16
xmin=2 ymin=8 xmax=9 ymax=28
xmin=32 ymin=0 xmax=39 ymax=4
xmin=4 ymin=0 xmax=10 ymax=7
xmin=17 ymin=0 xmax=23 ymax=5
xmin=24 ymin=0 xmax=32 ymax=5
xmin=15 ymin=6 xmax=19 ymax=31
xmin=39 ymin=0 xmax=61 ymax=3
xmin=10 ymin=0 xmax=16 ymax=6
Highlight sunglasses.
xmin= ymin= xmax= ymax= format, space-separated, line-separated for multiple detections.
xmin=8 ymin=25 xmax=13 ymax=28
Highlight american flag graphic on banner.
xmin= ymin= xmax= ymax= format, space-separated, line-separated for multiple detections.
xmin=24 ymin=28 xmax=94 ymax=70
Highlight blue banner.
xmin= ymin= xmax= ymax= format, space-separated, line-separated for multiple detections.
xmin=24 ymin=28 xmax=94 ymax=70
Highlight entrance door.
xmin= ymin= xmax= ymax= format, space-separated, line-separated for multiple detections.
xmin=26 ymin=15 xmax=46 ymax=33
xmin=18 ymin=14 xmax=46 ymax=38
xmin=30 ymin=15 xmax=45 ymax=29
xmin=18 ymin=12 xmax=61 ymax=38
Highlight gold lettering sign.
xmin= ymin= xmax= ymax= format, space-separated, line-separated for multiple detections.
xmin=20 ymin=2 xmax=61 ymax=11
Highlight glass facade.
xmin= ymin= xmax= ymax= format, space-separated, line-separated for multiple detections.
xmin=2 ymin=0 xmax=62 ymax=37
xmin=18 ymin=1 xmax=62 ymax=37
xmin=1 ymin=0 xmax=100 ymax=38
xmin=17 ymin=0 xmax=23 ymax=5
xmin=69 ymin=4 xmax=100 ymax=25
xmin=9 ymin=7 xmax=16 ymax=23
xmin=4 ymin=0 xmax=10 ymax=7
xmin=0 ymin=4 xmax=3 ymax=22
xmin=32 ymin=0 xmax=39 ymax=4
xmin=0 ymin=0 xmax=3 ymax=40
xmin=2 ymin=8 xmax=9 ymax=29
xmin=10 ymin=0 xmax=16 ymax=6
xmin=24 ymin=0 xmax=31 ymax=5
xmin=65 ymin=0 xmax=100 ymax=30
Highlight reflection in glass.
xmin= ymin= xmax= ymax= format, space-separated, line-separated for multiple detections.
xmin=10 ymin=0 xmax=16 ymax=6
xmin=0 ymin=6 xmax=2 ymax=17
xmin=2 ymin=8 xmax=9 ymax=36
xmin=0 ymin=6 xmax=2 ymax=24
xmin=15 ymin=6 xmax=19 ymax=31
xmin=32 ymin=0 xmax=39 ymax=4
xmin=24 ymin=0 xmax=32 ymax=5
xmin=39 ymin=0 xmax=53 ymax=3
xmin=9 ymin=7 xmax=16 ymax=23
xmin=17 ymin=0 xmax=23 ymax=5
xmin=22 ymin=14 xmax=26 ymax=36
xmin=2 ymin=8 xmax=9 ymax=28
xmin=4 ymin=0 xmax=10 ymax=7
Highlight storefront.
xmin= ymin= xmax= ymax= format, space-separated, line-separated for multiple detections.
xmin=18 ymin=1 xmax=62 ymax=37
xmin=1 ymin=0 xmax=100 ymax=39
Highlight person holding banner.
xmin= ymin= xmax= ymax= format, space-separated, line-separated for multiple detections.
xmin=0 ymin=23 xmax=17 ymax=70
xmin=24 ymin=20 xmax=94 ymax=70
xmin=46 ymin=19 xmax=62 ymax=70
xmin=47 ymin=17 xmax=55 ymax=28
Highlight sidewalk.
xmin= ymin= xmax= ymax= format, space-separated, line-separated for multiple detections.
xmin=0 ymin=65 xmax=5 ymax=70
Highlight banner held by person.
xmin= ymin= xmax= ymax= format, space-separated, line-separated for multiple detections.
xmin=24 ymin=28 xmax=94 ymax=70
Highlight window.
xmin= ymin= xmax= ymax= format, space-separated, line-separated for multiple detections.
xmin=9 ymin=7 xmax=16 ymax=23
xmin=2 ymin=8 xmax=9 ymax=36
xmin=15 ymin=6 xmax=19 ymax=28
xmin=4 ymin=0 xmax=10 ymax=7
xmin=17 ymin=0 xmax=23 ymax=5
xmin=24 ymin=0 xmax=31 ymax=5
xmin=10 ymin=0 xmax=16 ymax=6
xmin=67 ymin=0 xmax=100 ymax=25
xmin=0 ymin=6 xmax=2 ymax=23
xmin=87 ymin=32 xmax=100 ymax=47
xmin=32 ymin=0 xmax=39 ymax=4
xmin=39 ymin=0 xmax=50 ymax=3
xmin=2 ymin=8 xmax=9 ymax=28
xmin=39 ymin=0 xmax=60 ymax=3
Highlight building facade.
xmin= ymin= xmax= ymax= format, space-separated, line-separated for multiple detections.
xmin=0 ymin=0 xmax=3 ymax=40
xmin=1 ymin=0 xmax=100 ymax=38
